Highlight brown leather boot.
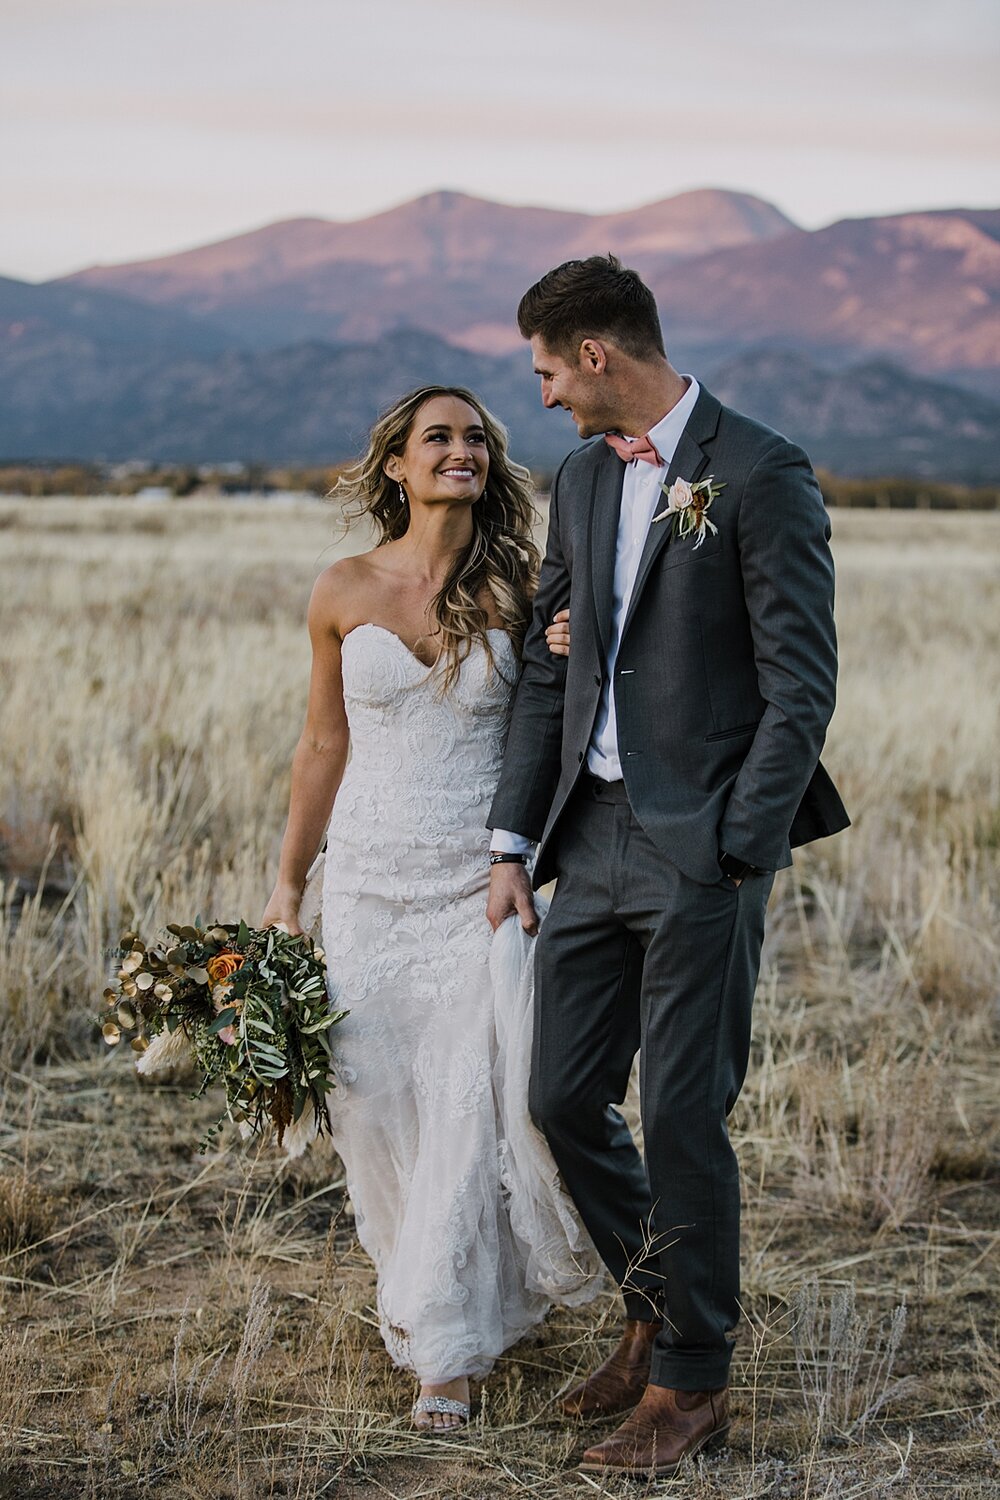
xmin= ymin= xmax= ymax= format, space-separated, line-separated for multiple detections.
xmin=558 ymin=1318 xmax=662 ymax=1419
xmin=579 ymin=1382 xmax=731 ymax=1476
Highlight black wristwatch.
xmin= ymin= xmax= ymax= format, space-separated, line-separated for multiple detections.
xmin=489 ymin=851 xmax=527 ymax=866
xmin=718 ymin=850 xmax=756 ymax=881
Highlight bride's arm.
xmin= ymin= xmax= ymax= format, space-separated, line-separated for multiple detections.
xmin=261 ymin=567 xmax=350 ymax=932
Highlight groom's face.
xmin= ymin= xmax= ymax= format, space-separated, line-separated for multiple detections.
xmin=529 ymin=335 xmax=611 ymax=438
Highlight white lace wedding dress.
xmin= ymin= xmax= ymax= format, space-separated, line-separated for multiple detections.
xmin=318 ymin=623 xmax=602 ymax=1383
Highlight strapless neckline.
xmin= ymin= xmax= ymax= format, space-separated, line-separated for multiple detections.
xmin=343 ymin=621 xmax=512 ymax=671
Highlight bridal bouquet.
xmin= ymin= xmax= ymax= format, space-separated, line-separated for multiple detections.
xmin=99 ymin=917 xmax=347 ymax=1153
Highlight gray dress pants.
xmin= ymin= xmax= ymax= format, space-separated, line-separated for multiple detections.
xmin=529 ymin=774 xmax=774 ymax=1391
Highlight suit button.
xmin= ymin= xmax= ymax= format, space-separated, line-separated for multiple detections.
xmin=577 ymin=751 xmax=584 ymax=762
xmin=593 ymin=674 xmax=601 ymax=686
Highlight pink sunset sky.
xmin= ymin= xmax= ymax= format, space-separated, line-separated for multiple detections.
xmin=3 ymin=0 xmax=999 ymax=281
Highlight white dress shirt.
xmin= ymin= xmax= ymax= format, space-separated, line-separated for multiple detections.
xmin=492 ymin=375 xmax=701 ymax=855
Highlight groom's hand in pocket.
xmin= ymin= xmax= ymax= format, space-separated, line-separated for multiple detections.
xmin=487 ymin=862 xmax=539 ymax=935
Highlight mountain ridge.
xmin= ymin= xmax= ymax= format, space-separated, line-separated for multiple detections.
xmin=62 ymin=187 xmax=797 ymax=284
xmin=651 ymin=209 xmax=1000 ymax=388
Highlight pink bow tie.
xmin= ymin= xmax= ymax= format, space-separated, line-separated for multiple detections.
xmin=604 ymin=431 xmax=664 ymax=466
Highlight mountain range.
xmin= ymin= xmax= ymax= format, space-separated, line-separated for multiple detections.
xmin=1 ymin=188 xmax=998 ymax=479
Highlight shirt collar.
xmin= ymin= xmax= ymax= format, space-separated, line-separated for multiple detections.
xmin=645 ymin=375 xmax=700 ymax=467
xmin=623 ymin=375 xmax=700 ymax=468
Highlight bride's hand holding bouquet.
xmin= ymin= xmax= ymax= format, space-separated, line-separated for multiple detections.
xmin=259 ymin=879 xmax=308 ymax=937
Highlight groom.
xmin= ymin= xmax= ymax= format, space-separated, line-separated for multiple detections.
xmin=486 ymin=254 xmax=849 ymax=1477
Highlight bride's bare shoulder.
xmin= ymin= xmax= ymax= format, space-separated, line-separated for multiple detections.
xmin=309 ymin=551 xmax=383 ymax=638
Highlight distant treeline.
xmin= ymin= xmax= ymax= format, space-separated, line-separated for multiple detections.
xmin=814 ymin=471 xmax=1000 ymax=510
xmin=0 ymin=462 xmax=348 ymax=498
xmin=1 ymin=462 xmax=998 ymax=510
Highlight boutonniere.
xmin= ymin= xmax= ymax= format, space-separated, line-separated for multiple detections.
xmin=652 ymin=475 xmax=726 ymax=549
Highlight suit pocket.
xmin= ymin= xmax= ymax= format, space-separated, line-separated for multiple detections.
xmin=704 ymin=722 xmax=760 ymax=742
xmin=661 ymin=529 xmax=724 ymax=569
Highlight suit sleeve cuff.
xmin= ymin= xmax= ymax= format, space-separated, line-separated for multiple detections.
xmin=490 ymin=828 xmax=537 ymax=856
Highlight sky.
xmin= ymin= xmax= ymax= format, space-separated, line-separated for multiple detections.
xmin=3 ymin=0 xmax=999 ymax=282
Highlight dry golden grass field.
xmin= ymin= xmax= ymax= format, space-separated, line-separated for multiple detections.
xmin=0 ymin=496 xmax=998 ymax=1499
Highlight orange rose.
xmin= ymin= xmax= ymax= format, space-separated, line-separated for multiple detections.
xmin=206 ymin=950 xmax=245 ymax=984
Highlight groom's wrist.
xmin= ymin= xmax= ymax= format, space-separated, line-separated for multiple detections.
xmin=718 ymin=850 xmax=758 ymax=880
xmin=489 ymin=827 xmax=536 ymax=858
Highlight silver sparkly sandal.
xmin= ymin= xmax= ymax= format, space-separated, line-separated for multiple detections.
xmin=411 ymin=1394 xmax=471 ymax=1432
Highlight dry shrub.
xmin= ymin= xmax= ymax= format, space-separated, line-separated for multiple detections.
xmin=793 ymin=1038 xmax=949 ymax=1230
xmin=906 ymin=841 xmax=1000 ymax=1015
xmin=0 ymin=1330 xmax=40 ymax=1464
xmin=0 ymin=860 xmax=80 ymax=1069
xmin=0 ymin=1172 xmax=57 ymax=1262
xmin=155 ymin=1305 xmax=229 ymax=1462
xmin=792 ymin=1279 xmax=911 ymax=1440
xmin=153 ymin=1277 xmax=277 ymax=1480
xmin=298 ymin=1303 xmax=408 ymax=1478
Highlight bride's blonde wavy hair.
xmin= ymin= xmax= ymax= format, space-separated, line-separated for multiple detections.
xmin=332 ymin=385 xmax=541 ymax=695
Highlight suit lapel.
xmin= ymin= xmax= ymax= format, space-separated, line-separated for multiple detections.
xmin=618 ymin=386 xmax=722 ymax=643
xmin=587 ymin=445 xmax=627 ymax=657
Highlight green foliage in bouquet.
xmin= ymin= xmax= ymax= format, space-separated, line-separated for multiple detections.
xmin=99 ymin=916 xmax=348 ymax=1152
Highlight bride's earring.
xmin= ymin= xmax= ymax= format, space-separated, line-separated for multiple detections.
xmin=398 ymin=482 xmax=407 ymax=508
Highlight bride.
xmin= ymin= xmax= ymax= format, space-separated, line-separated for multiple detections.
xmin=261 ymin=385 xmax=599 ymax=1431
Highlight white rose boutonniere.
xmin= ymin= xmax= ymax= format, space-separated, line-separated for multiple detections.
xmin=652 ymin=474 xmax=726 ymax=549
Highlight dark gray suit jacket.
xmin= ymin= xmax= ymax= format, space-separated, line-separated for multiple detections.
xmin=487 ymin=384 xmax=850 ymax=887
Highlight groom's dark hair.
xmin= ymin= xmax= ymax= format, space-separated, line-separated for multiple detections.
xmin=517 ymin=253 xmax=666 ymax=363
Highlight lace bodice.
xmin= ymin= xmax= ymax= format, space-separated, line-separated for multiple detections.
xmin=328 ymin=624 xmax=518 ymax=893
xmin=341 ymin=623 xmax=516 ymax=791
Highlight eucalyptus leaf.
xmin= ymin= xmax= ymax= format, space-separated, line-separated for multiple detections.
xmin=207 ymin=1007 xmax=238 ymax=1035
xmin=250 ymin=1044 xmax=287 ymax=1061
